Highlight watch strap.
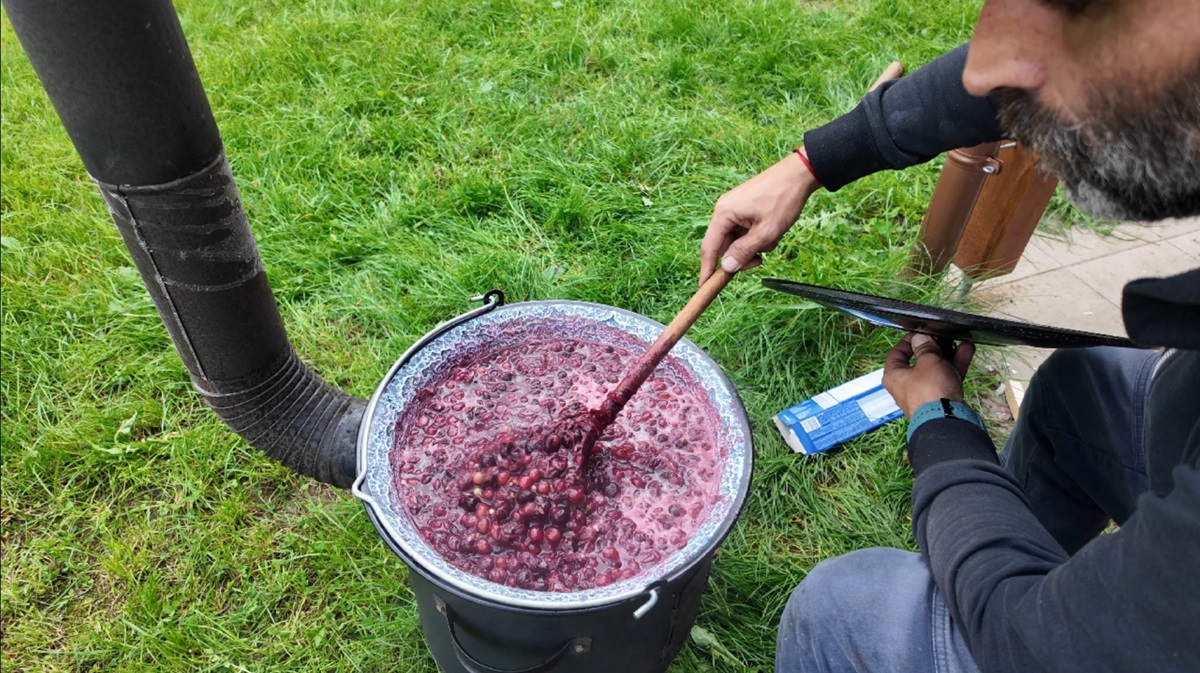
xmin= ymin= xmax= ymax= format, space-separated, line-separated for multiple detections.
xmin=907 ymin=398 xmax=985 ymax=443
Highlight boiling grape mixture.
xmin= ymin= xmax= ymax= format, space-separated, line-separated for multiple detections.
xmin=391 ymin=317 xmax=725 ymax=592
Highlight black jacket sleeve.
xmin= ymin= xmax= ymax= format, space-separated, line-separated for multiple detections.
xmin=908 ymin=419 xmax=1200 ymax=673
xmin=802 ymin=44 xmax=1004 ymax=191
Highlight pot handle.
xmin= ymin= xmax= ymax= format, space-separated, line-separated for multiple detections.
xmin=350 ymin=469 xmax=377 ymax=508
xmin=434 ymin=595 xmax=591 ymax=673
xmin=633 ymin=584 xmax=662 ymax=619
xmin=353 ymin=289 xmax=506 ymax=503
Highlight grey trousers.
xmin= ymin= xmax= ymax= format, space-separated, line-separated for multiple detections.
xmin=775 ymin=347 xmax=1160 ymax=673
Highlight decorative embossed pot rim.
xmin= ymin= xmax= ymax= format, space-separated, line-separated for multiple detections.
xmin=352 ymin=297 xmax=753 ymax=611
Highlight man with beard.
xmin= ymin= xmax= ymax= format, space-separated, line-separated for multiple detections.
xmin=699 ymin=1 xmax=1199 ymax=672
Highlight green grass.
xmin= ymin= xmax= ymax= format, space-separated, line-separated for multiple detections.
xmin=0 ymin=0 xmax=1014 ymax=670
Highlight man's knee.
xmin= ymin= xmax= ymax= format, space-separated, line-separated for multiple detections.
xmin=777 ymin=548 xmax=931 ymax=672
xmin=782 ymin=547 xmax=922 ymax=630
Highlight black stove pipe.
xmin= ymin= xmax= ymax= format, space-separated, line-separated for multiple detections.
xmin=4 ymin=0 xmax=364 ymax=488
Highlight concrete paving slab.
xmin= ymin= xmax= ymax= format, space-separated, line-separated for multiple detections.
xmin=1169 ymin=230 xmax=1200 ymax=263
xmin=1066 ymin=240 xmax=1198 ymax=303
xmin=1025 ymin=227 xmax=1147 ymax=267
xmin=1112 ymin=216 xmax=1200 ymax=243
xmin=974 ymin=266 xmax=1126 ymax=336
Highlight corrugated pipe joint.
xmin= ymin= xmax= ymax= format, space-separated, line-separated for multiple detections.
xmin=197 ymin=348 xmax=364 ymax=489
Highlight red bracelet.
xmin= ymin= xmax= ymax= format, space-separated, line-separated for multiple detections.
xmin=793 ymin=147 xmax=821 ymax=185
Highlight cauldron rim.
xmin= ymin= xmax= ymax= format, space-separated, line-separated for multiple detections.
xmin=353 ymin=296 xmax=753 ymax=611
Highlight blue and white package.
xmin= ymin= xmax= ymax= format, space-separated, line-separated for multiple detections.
xmin=774 ymin=368 xmax=904 ymax=455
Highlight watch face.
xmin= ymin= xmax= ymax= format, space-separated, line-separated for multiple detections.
xmin=761 ymin=278 xmax=1138 ymax=349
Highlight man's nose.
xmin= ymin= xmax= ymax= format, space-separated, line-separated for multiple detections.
xmin=963 ymin=0 xmax=1058 ymax=97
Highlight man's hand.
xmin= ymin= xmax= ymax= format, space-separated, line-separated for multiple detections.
xmin=883 ymin=333 xmax=976 ymax=417
xmin=698 ymin=148 xmax=821 ymax=285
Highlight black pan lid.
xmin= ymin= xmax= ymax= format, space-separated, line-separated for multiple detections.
xmin=762 ymin=278 xmax=1138 ymax=349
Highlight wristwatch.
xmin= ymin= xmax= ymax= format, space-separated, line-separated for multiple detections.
xmin=907 ymin=398 xmax=985 ymax=443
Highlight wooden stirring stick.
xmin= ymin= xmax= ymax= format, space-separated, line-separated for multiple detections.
xmin=567 ymin=265 xmax=735 ymax=461
xmin=598 ymin=267 xmax=734 ymax=419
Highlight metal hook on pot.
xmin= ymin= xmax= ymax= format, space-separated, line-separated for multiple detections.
xmin=470 ymin=289 xmax=506 ymax=307
xmin=633 ymin=583 xmax=663 ymax=620
xmin=353 ymin=288 xmax=507 ymax=500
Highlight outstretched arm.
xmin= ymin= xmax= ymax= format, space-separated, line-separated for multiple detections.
xmin=700 ymin=44 xmax=1005 ymax=284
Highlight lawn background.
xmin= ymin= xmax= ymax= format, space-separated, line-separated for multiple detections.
xmin=2 ymin=0 xmax=996 ymax=670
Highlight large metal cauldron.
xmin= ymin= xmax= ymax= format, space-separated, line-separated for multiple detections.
xmin=352 ymin=292 xmax=753 ymax=673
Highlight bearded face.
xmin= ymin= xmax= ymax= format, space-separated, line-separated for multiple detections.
xmin=996 ymin=74 xmax=1200 ymax=222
